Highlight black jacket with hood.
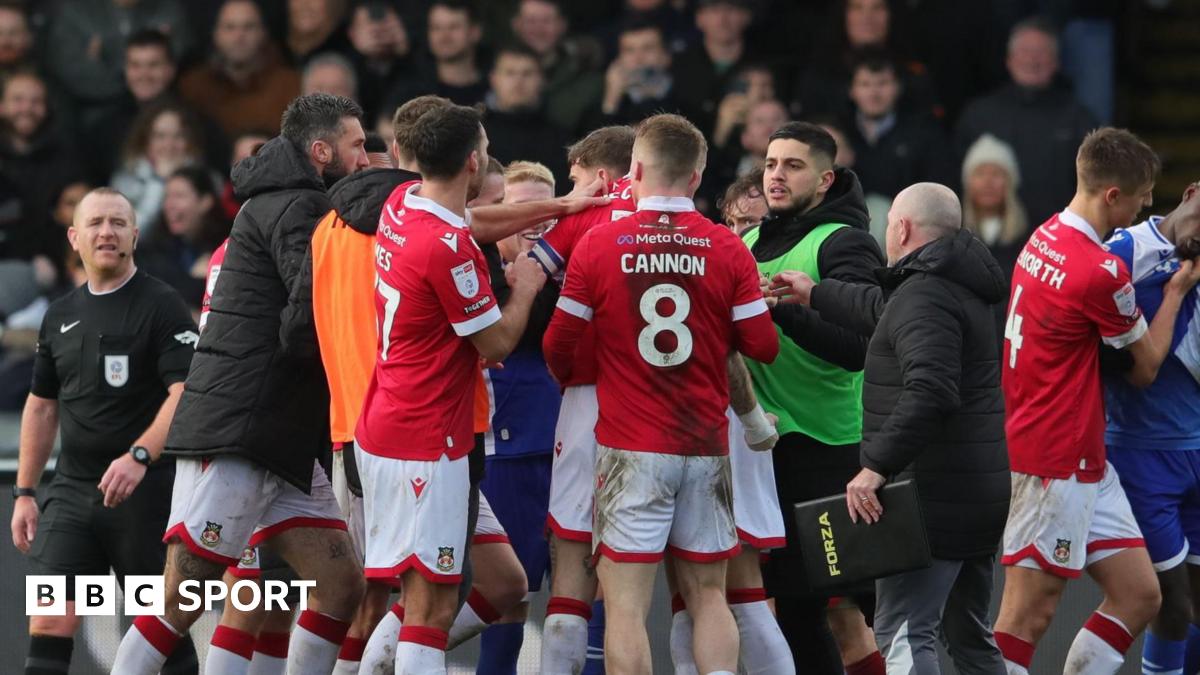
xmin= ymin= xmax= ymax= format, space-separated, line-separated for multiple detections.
xmin=165 ymin=137 xmax=335 ymax=492
xmin=754 ymin=167 xmax=885 ymax=371
xmin=807 ymin=229 xmax=1011 ymax=559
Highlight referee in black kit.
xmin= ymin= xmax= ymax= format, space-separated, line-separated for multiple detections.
xmin=9 ymin=188 xmax=199 ymax=675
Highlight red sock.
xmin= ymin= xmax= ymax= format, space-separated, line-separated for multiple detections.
xmin=1084 ymin=612 xmax=1134 ymax=653
xmin=546 ymin=596 xmax=592 ymax=620
xmin=254 ymin=631 xmax=290 ymax=659
xmin=466 ymin=588 xmax=502 ymax=624
xmin=670 ymin=593 xmax=686 ymax=614
xmin=845 ymin=650 xmax=885 ymax=675
xmin=338 ymin=636 xmax=368 ymax=661
xmin=994 ymin=631 xmax=1034 ymax=668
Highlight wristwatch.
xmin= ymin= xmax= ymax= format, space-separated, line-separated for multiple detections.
xmin=12 ymin=486 xmax=35 ymax=499
xmin=129 ymin=445 xmax=152 ymax=466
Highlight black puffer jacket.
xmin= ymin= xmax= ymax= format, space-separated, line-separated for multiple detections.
xmin=810 ymin=229 xmax=1011 ymax=559
xmin=165 ymin=137 xmax=333 ymax=492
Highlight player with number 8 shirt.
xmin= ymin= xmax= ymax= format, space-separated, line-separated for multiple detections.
xmin=993 ymin=128 xmax=1200 ymax=675
xmin=544 ymin=114 xmax=779 ymax=674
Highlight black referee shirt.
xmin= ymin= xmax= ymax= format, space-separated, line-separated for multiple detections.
xmin=30 ymin=270 xmax=197 ymax=480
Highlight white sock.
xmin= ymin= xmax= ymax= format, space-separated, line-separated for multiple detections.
xmin=361 ymin=603 xmax=404 ymax=675
xmin=730 ymin=599 xmax=795 ymax=674
xmin=705 ymin=671 xmax=737 ymax=675
xmin=540 ymin=604 xmax=589 ymax=675
xmin=1005 ymin=664 xmax=1029 ymax=675
xmin=247 ymin=652 xmax=287 ymax=675
xmin=1064 ymin=612 xmax=1132 ymax=675
xmin=111 ymin=615 xmax=179 ymax=674
xmin=287 ymin=610 xmax=350 ymax=675
xmin=670 ymin=610 xmax=700 ymax=675
xmin=206 ymin=625 xmax=254 ymax=675
xmin=395 ymin=627 xmax=447 ymax=675
xmin=447 ymin=589 xmax=500 ymax=649
xmin=331 ymin=636 xmax=368 ymax=675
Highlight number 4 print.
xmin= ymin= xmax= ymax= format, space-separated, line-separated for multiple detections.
xmin=1005 ymin=284 xmax=1025 ymax=369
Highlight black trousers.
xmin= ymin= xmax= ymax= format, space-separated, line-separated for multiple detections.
xmin=764 ymin=432 xmax=876 ymax=674
xmin=29 ymin=466 xmax=197 ymax=673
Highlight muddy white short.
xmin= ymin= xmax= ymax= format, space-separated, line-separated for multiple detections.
xmin=1001 ymin=464 xmax=1144 ymax=578
xmin=727 ymin=409 xmax=786 ymax=550
xmin=164 ymin=456 xmax=345 ymax=567
xmin=356 ymin=441 xmax=469 ymax=584
xmin=546 ymin=384 xmax=598 ymax=542
xmin=473 ymin=491 xmax=510 ymax=546
xmin=592 ymin=444 xmax=738 ymax=563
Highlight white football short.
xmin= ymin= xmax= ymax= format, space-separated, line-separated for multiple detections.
xmin=473 ymin=491 xmax=510 ymax=546
xmin=592 ymin=444 xmax=738 ymax=564
xmin=727 ymin=409 xmax=786 ymax=550
xmin=547 ymin=384 xmax=598 ymax=542
xmin=331 ymin=446 xmax=366 ymax=563
xmin=164 ymin=456 xmax=345 ymax=567
xmin=356 ymin=442 xmax=469 ymax=585
xmin=228 ymin=546 xmax=261 ymax=579
xmin=1001 ymin=464 xmax=1145 ymax=578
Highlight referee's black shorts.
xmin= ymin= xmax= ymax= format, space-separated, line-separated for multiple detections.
xmin=29 ymin=464 xmax=175 ymax=601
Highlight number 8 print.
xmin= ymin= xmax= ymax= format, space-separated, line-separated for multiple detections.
xmin=637 ymin=283 xmax=693 ymax=367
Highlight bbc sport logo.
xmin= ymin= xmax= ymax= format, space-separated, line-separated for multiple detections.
xmin=25 ymin=575 xmax=315 ymax=616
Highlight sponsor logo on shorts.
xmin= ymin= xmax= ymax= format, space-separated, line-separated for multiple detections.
xmin=554 ymin=441 xmax=563 ymax=456
xmin=200 ymin=522 xmax=222 ymax=547
xmin=1053 ymin=538 xmax=1071 ymax=564
xmin=411 ymin=477 xmax=427 ymax=498
xmin=436 ymin=546 xmax=455 ymax=572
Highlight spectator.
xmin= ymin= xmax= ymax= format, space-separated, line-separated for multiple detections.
xmin=770 ymin=183 xmax=1010 ymax=675
xmin=591 ymin=20 xmax=691 ymax=128
xmin=484 ymin=44 xmax=569 ymax=184
xmin=510 ymin=0 xmax=604 ymax=137
xmin=792 ymin=0 xmax=938 ymax=122
xmin=421 ymin=0 xmax=487 ymax=105
xmin=218 ymin=130 xmax=269 ymax=219
xmin=711 ymin=62 xmax=776 ymax=151
xmin=137 ymin=165 xmax=229 ymax=311
xmin=0 ymin=70 xmax=77 ymax=254
xmin=844 ymin=51 xmax=954 ymax=200
xmin=345 ymin=0 xmax=419 ymax=120
xmin=594 ymin=0 xmax=697 ymax=59
xmin=961 ymin=134 xmax=1028 ymax=280
xmin=85 ymin=29 xmax=213 ymax=182
xmin=41 ymin=181 xmax=93 ymax=281
xmin=718 ymin=168 xmax=767 ymax=235
xmin=955 ymin=17 xmax=1095 ymax=223
xmin=179 ymin=0 xmax=301 ymax=138
xmin=44 ymin=0 xmax=192 ymax=120
xmin=302 ymin=51 xmax=358 ymax=100
xmin=701 ymin=98 xmax=786 ymax=215
xmin=285 ymin=0 xmax=350 ymax=65
xmin=671 ymin=0 xmax=757 ymax=137
xmin=111 ymin=99 xmax=205 ymax=232
xmin=0 ymin=5 xmax=33 ymax=78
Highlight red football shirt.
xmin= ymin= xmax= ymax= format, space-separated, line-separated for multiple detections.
xmin=1002 ymin=209 xmax=1147 ymax=482
xmin=356 ymin=182 xmax=501 ymax=461
xmin=543 ymin=196 xmax=778 ymax=456
xmin=198 ymin=239 xmax=228 ymax=334
xmin=530 ymin=176 xmax=635 ymax=388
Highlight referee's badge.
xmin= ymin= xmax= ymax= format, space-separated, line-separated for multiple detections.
xmin=104 ymin=355 xmax=129 ymax=387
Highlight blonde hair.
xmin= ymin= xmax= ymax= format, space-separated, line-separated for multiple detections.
xmin=503 ymin=161 xmax=555 ymax=191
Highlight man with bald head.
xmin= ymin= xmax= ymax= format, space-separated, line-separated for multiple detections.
xmin=772 ymin=182 xmax=1011 ymax=674
xmin=11 ymin=188 xmax=200 ymax=675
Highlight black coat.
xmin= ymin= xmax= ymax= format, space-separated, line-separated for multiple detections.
xmin=164 ymin=137 xmax=332 ymax=492
xmin=955 ymin=83 xmax=1095 ymax=223
xmin=811 ymin=229 xmax=1011 ymax=559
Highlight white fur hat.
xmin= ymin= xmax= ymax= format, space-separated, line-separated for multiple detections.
xmin=962 ymin=134 xmax=1021 ymax=189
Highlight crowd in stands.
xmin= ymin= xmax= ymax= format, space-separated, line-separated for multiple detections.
xmin=0 ymin=0 xmax=1120 ymax=410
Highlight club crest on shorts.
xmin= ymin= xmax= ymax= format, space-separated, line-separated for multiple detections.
xmin=200 ymin=521 xmax=222 ymax=547
xmin=437 ymin=546 xmax=455 ymax=572
xmin=1053 ymin=538 xmax=1071 ymax=564
xmin=451 ymin=260 xmax=478 ymax=298
xmin=240 ymin=547 xmax=256 ymax=566
xmin=104 ymin=355 xmax=129 ymax=387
